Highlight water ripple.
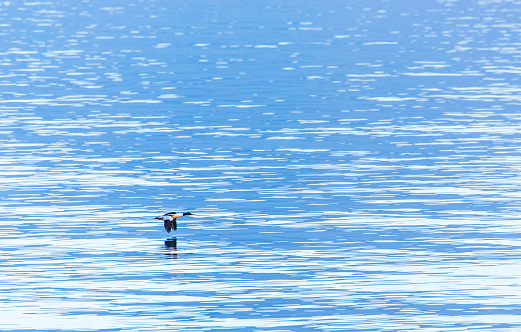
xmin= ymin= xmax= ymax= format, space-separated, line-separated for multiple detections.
xmin=2 ymin=0 xmax=521 ymax=331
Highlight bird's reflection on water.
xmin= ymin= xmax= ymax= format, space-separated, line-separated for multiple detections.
xmin=164 ymin=237 xmax=178 ymax=259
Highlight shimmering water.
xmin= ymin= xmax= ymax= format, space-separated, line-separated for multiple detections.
xmin=2 ymin=0 xmax=521 ymax=331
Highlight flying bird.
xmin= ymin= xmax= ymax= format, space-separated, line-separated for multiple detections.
xmin=155 ymin=212 xmax=193 ymax=233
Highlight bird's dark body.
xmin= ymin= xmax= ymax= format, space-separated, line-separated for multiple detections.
xmin=155 ymin=212 xmax=192 ymax=233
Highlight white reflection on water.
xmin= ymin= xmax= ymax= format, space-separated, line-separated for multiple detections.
xmin=2 ymin=0 xmax=521 ymax=331
xmin=3 ymin=212 xmax=521 ymax=331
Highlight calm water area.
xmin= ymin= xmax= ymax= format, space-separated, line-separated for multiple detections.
xmin=2 ymin=0 xmax=521 ymax=331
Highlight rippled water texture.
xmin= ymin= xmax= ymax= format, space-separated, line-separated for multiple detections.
xmin=2 ymin=0 xmax=521 ymax=331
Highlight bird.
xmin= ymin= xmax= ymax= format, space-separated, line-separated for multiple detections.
xmin=155 ymin=212 xmax=193 ymax=233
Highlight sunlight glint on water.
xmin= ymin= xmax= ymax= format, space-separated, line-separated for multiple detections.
xmin=1 ymin=0 xmax=521 ymax=331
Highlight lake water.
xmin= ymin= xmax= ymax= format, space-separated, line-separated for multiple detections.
xmin=2 ymin=0 xmax=521 ymax=331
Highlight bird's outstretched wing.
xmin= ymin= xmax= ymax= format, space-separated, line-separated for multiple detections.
xmin=164 ymin=218 xmax=177 ymax=233
xmin=164 ymin=219 xmax=172 ymax=233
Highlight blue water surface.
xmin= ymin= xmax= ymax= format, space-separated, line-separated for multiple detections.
xmin=2 ymin=0 xmax=521 ymax=331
